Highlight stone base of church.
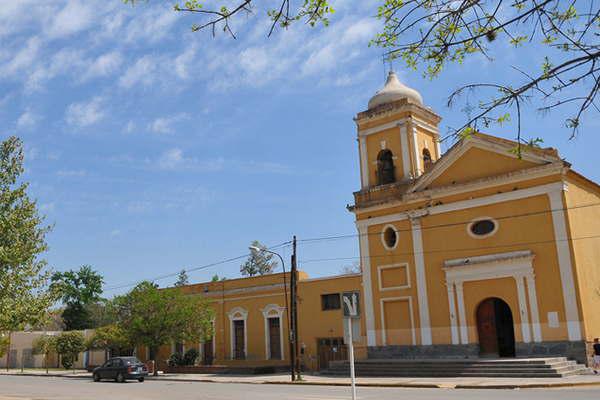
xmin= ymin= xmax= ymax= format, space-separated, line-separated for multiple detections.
xmin=367 ymin=341 xmax=589 ymax=365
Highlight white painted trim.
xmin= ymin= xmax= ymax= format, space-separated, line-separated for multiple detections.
xmin=412 ymin=123 xmax=422 ymax=177
xmin=356 ymin=182 xmax=565 ymax=229
xmin=379 ymin=296 xmax=416 ymax=346
xmin=411 ymin=218 xmax=432 ymax=345
xmin=357 ymin=224 xmax=376 ymax=346
xmin=446 ymin=282 xmax=459 ymax=345
xmin=515 ymin=276 xmax=531 ymax=343
xmin=547 ymin=189 xmax=582 ymax=340
xmin=228 ymin=307 xmax=248 ymax=360
xmin=380 ymin=224 xmax=399 ymax=251
xmin=261 ymin=304 xmax=285 ymax=361
xmin=526 ymin=275 xmax=542 ymax=342
xmin=300 ymin=273 xmax=362 ymax=283
xmin=467 ymin=217 xmax=499 ymax=239
xmin=435 ymin=139 xmax=442 ymax=159
xmin=444 ymin=251 xmax=540 ymax=345
xmin=359 ymin=136 xmax=369 ymax=188
xmin=377 ymin=263 xmax=411 ymax=291
xmin=399 ymin=124 xmax=411 ymax=180
xmin=357 ymin=117 xmax=439 ymax=138
xmin=455 ymin=282 xmax=468 ymax=344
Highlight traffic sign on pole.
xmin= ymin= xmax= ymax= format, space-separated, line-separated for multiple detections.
xmin=342 ymin=292 xmax=359 ymax=400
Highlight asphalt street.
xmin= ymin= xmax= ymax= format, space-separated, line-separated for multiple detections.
xmin=2 ymin=376 xmax=600 ymax=400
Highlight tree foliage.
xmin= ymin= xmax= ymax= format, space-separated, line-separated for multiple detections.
xmin=0 ymin=136 xmax=55 ymax=332
xmin=240 ymin=240 xmax=278 ymax=277
xmin=174 ymin=269 xmax=189 ymax=287
xmin=54 ymin=331 xmax=86 ymax=370
xmin=111 ymin=281 xmax=214 ymax=374
xmin=32 ymin=334 xmax=57 ymax=373
xmin=129 ymin=1 xmax=600 ymax=145
xmin=51 ymin=265 xmax=104 ymax=330
xmin=86 ymin=324 xmax=131 ymax=356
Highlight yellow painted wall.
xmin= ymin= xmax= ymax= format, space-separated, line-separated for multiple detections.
xmin=565 ymin=174 xmax=600 ymax=341
xmin=429 ymin=147 xmax=538 ymax=188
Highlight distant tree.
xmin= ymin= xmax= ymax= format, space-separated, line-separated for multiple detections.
xmin=51 ymin=265 xmax=104 ymax=330
xmin=86 ymin=324 xmax=131 ymax=360
xmin=0 ymin=137 xmax=56 ymax=370
xmin=0 ymin=334 xmax=9 ymax=359
xmin=112 ymin=281 xmax=214 ymax=375
xmin=211 ymin=274 xmax=220 ymax=282
xmin=54 ymin=331 xmax=85 ymax=370
xmin=240 ymin=241 xmax=277 ymax=277
xmin=174 ymin=269 xmax=189 ymax=287
xmin=340 ymin=261 xmax=361 ymax=275
xmin=32 ymin=334 xmax=57 ymax=373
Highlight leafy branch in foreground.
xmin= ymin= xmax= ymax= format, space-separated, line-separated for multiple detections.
xmin=373 ymin=0 xmax=600 ymax=145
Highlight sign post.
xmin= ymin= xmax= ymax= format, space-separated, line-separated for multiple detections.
xmin=342 ymin=292 xmax=360 ymax=400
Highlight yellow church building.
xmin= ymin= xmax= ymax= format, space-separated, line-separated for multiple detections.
xmin=352 ymin=71 xmax=600 ymax=364
xmin=143 ymin=71 xmax=600 ymax=372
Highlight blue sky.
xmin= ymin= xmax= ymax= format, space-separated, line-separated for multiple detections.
xmin=1 ymin=1 xmax=598 ymax=296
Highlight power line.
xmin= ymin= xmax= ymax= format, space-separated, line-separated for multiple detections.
xmin=297 ymin=202 xmax=600 ymax=243
xmin=298 ymin=233 xmax=600 ymax=264
xmin=103 ymin=241 xmax=292 ymax=292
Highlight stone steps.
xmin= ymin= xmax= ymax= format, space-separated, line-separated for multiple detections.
xmin=321 ymin=357 xmax=589 ymax=378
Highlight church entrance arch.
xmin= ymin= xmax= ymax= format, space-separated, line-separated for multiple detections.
xmin=476 ymin=298 xmax=516 ymax=357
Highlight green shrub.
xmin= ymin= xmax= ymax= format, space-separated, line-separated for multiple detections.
xmin=54 ymin=331 xmax=85 ymax=370
xmin=183 ymin=348 xmax=198 ymax=366
xmin=167 ymin=352 xmax=183 ymax=367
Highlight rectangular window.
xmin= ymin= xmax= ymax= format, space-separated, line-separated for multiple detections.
xmin=268 ymin=317 xmax=281 ymax=360
xmin=321 ymin=293 xmax=341 ymax=310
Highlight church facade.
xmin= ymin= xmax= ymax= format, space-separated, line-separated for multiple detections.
xmin=351 ymin=71 xmax=600 ymax=363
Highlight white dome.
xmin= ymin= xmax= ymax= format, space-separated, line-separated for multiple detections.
xmin=368 ymin=71 xmax=423 ymax=109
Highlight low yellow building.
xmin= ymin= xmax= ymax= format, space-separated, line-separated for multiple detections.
xmin=140 ymin=272 xmax=365 ymax=372
xmin=351 ymin=71 xmax=600 ymax=364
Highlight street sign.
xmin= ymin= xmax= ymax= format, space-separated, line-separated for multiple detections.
xmin=342 ymin=291 xmax=360 ymax=318
xmin=342 ymin=291 xmax=359 ymax=400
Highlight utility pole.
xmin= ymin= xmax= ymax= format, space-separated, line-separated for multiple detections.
xmin=291 ymin=235 xmax=301 ymax=380
xmin=289 ymin=236 xmax=297 ymax=381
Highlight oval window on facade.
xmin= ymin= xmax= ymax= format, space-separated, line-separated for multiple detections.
xmin=468 ymin=218 xmax=498 ymax=238
xmin=381 ymin=225 xmax=398 ymax=250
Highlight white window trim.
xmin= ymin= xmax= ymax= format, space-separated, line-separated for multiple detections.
xmin=379 ymin=296 xmax=416 ymax=346
xmin=467 ymin=216 xmax=499 ymax=239
xmin=261 ymin=304 xmax=285 ymax=361
xmin=377 ymin=263 xmax=411 ymax=291
xmin=227 ymin=307 xmax=248 ymax=360
xmin=381 ymin=224 xmax=399 ymax=251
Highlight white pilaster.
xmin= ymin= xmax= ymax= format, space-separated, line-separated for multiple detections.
xmin=411 ymin=218 xmax=432 ymax=345
xmin=435 ymin=138 xmax=442 ymax=159
xmin=446 ymin=282 xmax=459 ymax=345
xmin=547 ymin=188 xmax=582 ymax=340
xmin=358 ymin=224 xmax=376 ymax=346
xmin=411 ymin=123 xmax=421 ymax=176
xmin=455 ymin=281 xmax=468 ymax=344
xmin=526 ymin=274 xmax=542 ymax=342
xmin=399 ymin=123 xmax=411 ymax=180
xmin=515 ymin=275 xmax=531 ymax=343
xmin=359 ymin=136 xmax=369 ymax=188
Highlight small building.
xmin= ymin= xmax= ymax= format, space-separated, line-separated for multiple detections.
xmin=139 ymin=272 xmax=365 ymax=372
xmin=350 ymin=71 xmax=600 ymax=364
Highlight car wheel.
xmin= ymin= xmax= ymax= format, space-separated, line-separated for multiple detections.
xmin=93 ymin=373 xmax=100 ymax=382
xmin=116 ymin=372 xmax=125 ymax=383
xmin=138 ymin=377 xmax=144 ymax=383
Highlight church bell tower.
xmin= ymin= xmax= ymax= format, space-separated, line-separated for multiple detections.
xmin=355 ymin=71 xmax=442 ymax=191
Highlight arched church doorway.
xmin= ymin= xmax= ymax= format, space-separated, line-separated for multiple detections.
xmin=476 ymin=298 xmax=516 ymax=357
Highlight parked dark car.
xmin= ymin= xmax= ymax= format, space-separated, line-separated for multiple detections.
xmin=93 ymin=357 xmax=148 ymax=383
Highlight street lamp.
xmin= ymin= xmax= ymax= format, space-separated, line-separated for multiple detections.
xmin=249 ymin=246 xmax=294 ymax=381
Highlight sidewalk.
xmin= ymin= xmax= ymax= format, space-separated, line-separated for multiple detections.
xmin=2 ymin=369 xmax=600 ymax=389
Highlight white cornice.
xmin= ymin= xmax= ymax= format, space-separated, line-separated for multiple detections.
xmin=357 ymin=117 xmax=439 ymax=138
xmin=443 ymin=250 xmax=534 ymax=269
xmin=355 ymin=181 xmax=565 ymax=229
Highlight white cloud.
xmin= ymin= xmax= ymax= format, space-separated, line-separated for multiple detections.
xmin=119 ymin=55 xmax=160 ymax=89
xmin=65 ymin=96 xmax=105 ymax=127
xmin=123 ymin=120 xmax=136 ymax=134
xmin=46 ymin=0 xmax=94 ymax=39
xmin=148 ymin=113 xmax=189 ymax=134
xmin=0 ymin=36 xmax=41 ymax=77
xmin=158 ymin=148 xmax=185 ymax=170
xmin=16 ymin=109 xmax=38 ymax=129
xmin=82 ymin=51 xmax=123 ymax=81
xmin=110 ymin=229 xmax=121 ymax=237
xmin=26 ymin=47 xmax=87 ymax=91
xmin=57 ymin=169 xmax=87 ymax=177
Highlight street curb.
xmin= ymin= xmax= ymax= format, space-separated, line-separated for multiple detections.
xmin=3 ymin=373 xmax=600 ymax=389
